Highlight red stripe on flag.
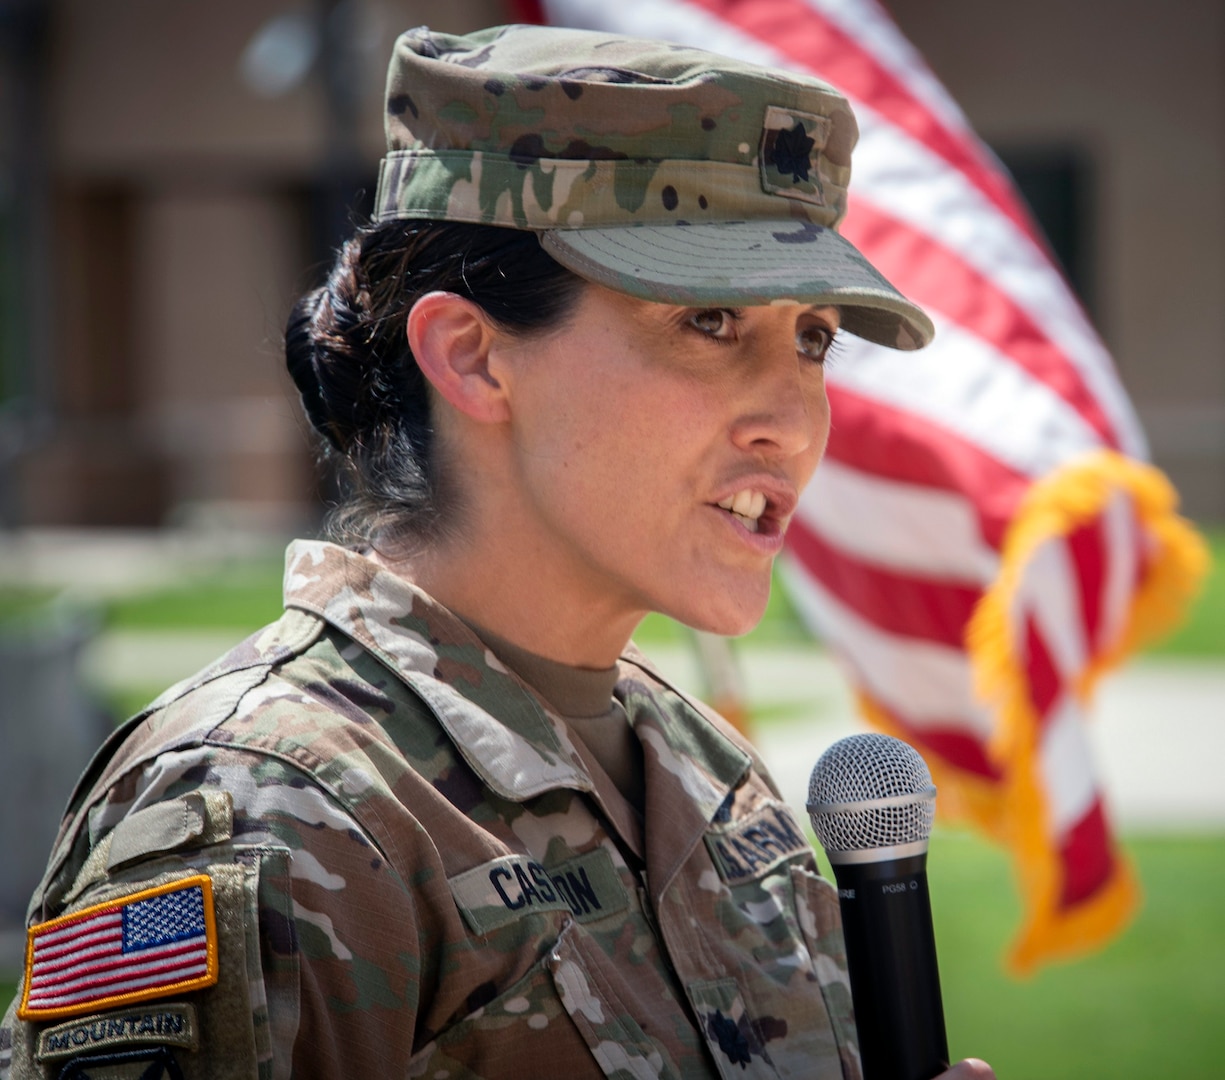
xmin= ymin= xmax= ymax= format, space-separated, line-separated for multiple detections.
xmin=914 ymin=727 xmax=1003 ymax=781
xmin=787 ymin=517 xmax=981 ymax=647
xmin=504 ymin=0 xmax=546 ymax=22
xmin=1066 ymin=517 xmax=1107 ymax=655
xmin=868 ymin=698 xmax=1003 ymax=780
xmin=824 ymin=386 xmax=1026 ymax=547
xmin=32 ymin=940 xmax=206 ymax=992
xmin=685 ymin=0 xmax=1038 ymax=241
xmin=1023 ymin=616 xmax=1062 ymax=721
xmin=1058 ymin=800 xmax=1116 ymax=908
xmin=33 ymin=934 xmax=125 ymax=976
xmin=842 ymin=200 xmax=1123 ymax=449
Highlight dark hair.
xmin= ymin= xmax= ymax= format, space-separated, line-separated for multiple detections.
xmin=285 ymin=221 xmax=584 ymax=549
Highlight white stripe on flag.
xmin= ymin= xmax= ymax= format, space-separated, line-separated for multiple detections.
xmin=780 ymin=561 xmax=995 ymax=738
xmin=1016 ymin=539 xmax=1090 ymax=683
xmin=1099 ymin=490 xmax=1140 ymax=655
xmin=829 ymin=321 xmax=1104 ymax=479
xmin=797 ymin=460 xmax=999 ymax=582
xmin=1038 ymin=696 xmax=1100 ymax=835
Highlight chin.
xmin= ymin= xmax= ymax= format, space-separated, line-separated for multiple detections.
xmin=670 ymin=592 xmax=769 ymax=639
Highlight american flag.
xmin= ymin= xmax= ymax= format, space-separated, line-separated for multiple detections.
xmin=20 ymin=876 xmax=217 ymax=1020
xmin=528 ymin=0 xmax=1207 ymax=971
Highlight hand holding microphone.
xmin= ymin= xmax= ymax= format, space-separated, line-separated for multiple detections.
xmin=807 ymin=733 xmax=954 ymax=1080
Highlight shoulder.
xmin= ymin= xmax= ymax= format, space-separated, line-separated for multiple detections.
xmin=29 ymin=601 xmax=449 ymax=940
xmin=3 ymin=609 xmax=438 ymax=1080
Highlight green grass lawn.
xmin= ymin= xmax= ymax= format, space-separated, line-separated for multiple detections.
xmin=40 ymin=525 xmax=1225 ymax=656
xmin=4 ymin=831 xmax=1221 ymax=1075
xmin=102 ymin=556 xmax=287 ymax=632
xmin=929 ymin=830 xmax=1225 ymax=1078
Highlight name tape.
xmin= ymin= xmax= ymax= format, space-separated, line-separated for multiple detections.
xmin=449 ymin=848 xmax=629 ymax=935
xmin=704 ymin=802 xmax=811 ymax=884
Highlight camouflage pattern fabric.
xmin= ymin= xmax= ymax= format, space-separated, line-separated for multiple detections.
xmin=373 ymin=24 xmax=933 ymax=351
xmin=376 ymin=26 xmax=857 ymax=231
xmin=1 ymin=541 xmax=860 ymax=1079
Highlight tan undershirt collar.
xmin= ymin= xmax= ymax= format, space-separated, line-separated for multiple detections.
xmin=464 ymin=621 xmax=620 ymax=719
xmin=462 ymin=620 xmax=645 ymax=814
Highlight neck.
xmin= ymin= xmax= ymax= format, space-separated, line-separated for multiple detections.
xmin=373 ymin=535 xmax=644 ymax=669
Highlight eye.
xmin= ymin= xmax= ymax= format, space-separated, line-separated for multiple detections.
xmin=796 ymin=322 xmax=836 ymax=363
xmin=688 ymin=308 xmax=741 ymax=341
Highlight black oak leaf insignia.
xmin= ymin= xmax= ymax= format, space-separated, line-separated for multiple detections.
xmin=769 ymin=121 xmax=815 ymax=183
xmin=707 ymin=1009 xmax=753 ymax=1068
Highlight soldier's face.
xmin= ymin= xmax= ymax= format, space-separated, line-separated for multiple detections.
xmin=496 ymin=283 xmax=836 ymax=639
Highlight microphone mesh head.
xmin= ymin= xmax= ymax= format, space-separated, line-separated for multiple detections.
xmin=807 ymin=733 xmax=935 ymax=855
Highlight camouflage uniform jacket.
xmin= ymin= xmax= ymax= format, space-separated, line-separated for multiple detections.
xmin=1 ymin=541 xmax=860 ymax=1080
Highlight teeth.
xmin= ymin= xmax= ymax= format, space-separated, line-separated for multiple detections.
xmin=718 ymin=489 xmax=767 ymax=528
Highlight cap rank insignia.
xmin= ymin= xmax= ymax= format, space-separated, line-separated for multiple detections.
xmin=759 ymin=105 xmax=830 ymax=205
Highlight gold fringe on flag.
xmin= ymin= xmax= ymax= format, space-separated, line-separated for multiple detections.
xmin=965 ymin=449 xmax=1210 ymax=974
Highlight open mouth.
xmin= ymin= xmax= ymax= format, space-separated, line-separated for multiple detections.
xmin=716 ymin=489 xmax=768 ymax=534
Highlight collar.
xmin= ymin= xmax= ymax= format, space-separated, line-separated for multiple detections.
xmin=283 ymin=540 xmax=590 ymax=800
xmin=617 ymin=646 xmax=753 ymax=826
xmin=282 ymin=540 xmax=751 ymax=820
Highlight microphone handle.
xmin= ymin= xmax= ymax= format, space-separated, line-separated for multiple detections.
xmin=830 ymin=853 xmax=949 ymax=1080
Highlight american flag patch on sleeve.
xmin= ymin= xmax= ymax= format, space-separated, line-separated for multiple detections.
xmin=19 ymin=875 xmax=218 ymax=1021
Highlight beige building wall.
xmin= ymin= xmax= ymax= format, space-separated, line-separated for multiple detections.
xmin=17 ymin=0 xmax=506 ymax=529
xmin=10 ymin=0 xmax=1225 ymax=524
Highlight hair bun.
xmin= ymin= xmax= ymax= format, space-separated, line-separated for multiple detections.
xmin=285 ymin=289 xmax=342 ymax=448
xmin=284 ymin=239 xmax=377 ymax=453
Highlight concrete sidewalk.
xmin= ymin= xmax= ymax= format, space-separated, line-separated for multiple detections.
xmin=647 ymin=643 xmax=1225 ymax=834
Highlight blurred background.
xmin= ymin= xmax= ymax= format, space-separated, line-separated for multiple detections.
xmin=3 ymin=0 xmax=1223 ymax=532
xmin=1 ymin=0 xmax=1222 ymax=1076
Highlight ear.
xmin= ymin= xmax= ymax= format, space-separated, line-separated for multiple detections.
xmin=406 ymin=291 xmax=510 ymax=424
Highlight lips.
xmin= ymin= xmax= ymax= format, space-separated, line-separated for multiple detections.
xmin=713 ymin=476 xmax=798 ymax=539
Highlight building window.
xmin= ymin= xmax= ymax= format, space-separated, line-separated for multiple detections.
xmin=993 ymin=145 xmax=1096 ymax=318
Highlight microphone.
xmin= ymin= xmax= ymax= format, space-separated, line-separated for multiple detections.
xmin=806 ymin=733 xmax=949 ymax=1080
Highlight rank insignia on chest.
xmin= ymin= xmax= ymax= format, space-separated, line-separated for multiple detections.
xmin=19 ymin=876 xmax=219 ymax=1021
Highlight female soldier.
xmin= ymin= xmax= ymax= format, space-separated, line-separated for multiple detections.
xmin=2 ymin=24 xmax=993 ymax=1080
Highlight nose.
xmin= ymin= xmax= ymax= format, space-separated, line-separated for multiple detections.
xmin=729 ymin=347 xmax=830 ymax=462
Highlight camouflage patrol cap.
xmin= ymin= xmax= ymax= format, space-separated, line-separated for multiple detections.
xmin=375 ymin=24 xmax=933 ymax=350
